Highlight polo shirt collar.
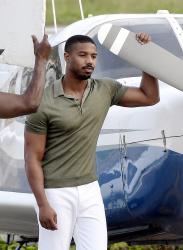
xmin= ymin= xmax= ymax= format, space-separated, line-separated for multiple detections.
xmin=53 ymin=76 xmax=92 ymax=98
xmin=53 ymin=76 xmax=64 ymax=98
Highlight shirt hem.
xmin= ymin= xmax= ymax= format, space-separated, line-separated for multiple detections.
xmin=44 ymin=173 xmax=98 ymax=188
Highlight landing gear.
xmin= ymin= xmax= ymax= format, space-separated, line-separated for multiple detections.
xmin=15 ymin=242 xmax=26 ymax=250
xmin=3 ymin=234 xmax=38 ymax=249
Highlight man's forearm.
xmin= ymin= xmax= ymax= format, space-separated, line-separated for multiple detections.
xmin=22 ymin=34 xmax=52 ymax=113
xmin=25 ymin=157 xmax=58 ymax=230
xmin=23 ymin=57 xmax=47 ymax=113
xmin=25 ymin=158 xmax=49 ymax=208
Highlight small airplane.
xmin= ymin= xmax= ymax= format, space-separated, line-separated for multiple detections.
xmin=1 ymin=6 xmax=183 ymax=249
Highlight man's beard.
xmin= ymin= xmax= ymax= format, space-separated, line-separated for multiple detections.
xmin=78 ymin=74 xmax=91 ymax=80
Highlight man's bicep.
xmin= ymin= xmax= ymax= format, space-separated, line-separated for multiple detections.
xmin=24 ymin=131 xmax=46 ymax=161
xmin=117 ymin=87 xmax=149 ymax=107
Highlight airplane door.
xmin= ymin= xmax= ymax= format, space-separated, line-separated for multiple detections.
xmin=121 ymin=137 xmax=183 ymax=236
xmin=95 ymin=124 xmax=143 ymax=231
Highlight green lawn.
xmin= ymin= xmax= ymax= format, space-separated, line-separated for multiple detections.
xmin=46 ymin=0 xmax=183 ymax=25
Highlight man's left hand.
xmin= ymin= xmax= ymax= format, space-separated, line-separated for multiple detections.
xmin=136 ymin=32 xmax=151 ymax=45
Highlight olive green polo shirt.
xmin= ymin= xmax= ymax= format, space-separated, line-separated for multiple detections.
xmin=25 ymin=77 xmax=128 ymax=188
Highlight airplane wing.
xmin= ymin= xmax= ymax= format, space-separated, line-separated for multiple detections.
xmin=98 ymin=23 xmax=183 ymax=92
xmin=0 ymin=0 xmax=46 ymax=68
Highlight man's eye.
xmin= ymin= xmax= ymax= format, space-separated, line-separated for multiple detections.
xmin=79 ymin=54 xmax=85 ymax=56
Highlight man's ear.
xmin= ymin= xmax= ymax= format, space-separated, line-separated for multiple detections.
xmin=64 ymin=52 xmax=70 ymax=63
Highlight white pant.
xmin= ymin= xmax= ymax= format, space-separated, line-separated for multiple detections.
xmin=35 ymin=181 xmax=107 ymax=250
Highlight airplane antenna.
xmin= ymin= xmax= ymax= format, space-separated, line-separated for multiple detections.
xmin=52 ymin=0 xmax=57 ymax=33
xmin=79 ymin=0 xmax=84 ymax=19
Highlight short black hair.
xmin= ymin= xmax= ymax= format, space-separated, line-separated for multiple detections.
xmin=64 ymin=35 xmax=96 ymax=54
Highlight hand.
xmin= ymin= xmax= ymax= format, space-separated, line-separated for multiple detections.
xmin=136 ymin=32 xmax=151 ymax=45
xmin=39 ymin=204 xmax=58 ymax=230
xmin=32 ymin=34 xmax=52 ymax=61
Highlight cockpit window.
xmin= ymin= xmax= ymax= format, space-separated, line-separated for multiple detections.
xmin=175 ymin=17 xmax=183 ymax=30
xmin=87 ymin=18 xmax=183 ymax=79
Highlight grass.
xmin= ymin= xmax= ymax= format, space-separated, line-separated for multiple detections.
xmin=46 ymin=0 xmax=183 ymax=25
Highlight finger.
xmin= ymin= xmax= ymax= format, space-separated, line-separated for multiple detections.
xmin=47 ymin=220 xmax=57 ymax=230
xmin=140 ymin=35 xmax=151 ymax=44
xmin=40 ymin=217 xmax=52 ymax=230
xmin=31 ymin=35 xmax=38 ymax=47
xmin=53 ymin=213 xmax=58 ymax=229
xmin=139 ymin=33 xmax=146 ymax=43
xmin=142 ymin=34 xmax=148 ymax=42
xmin=41 ymin=220 xmax=54 ymax=230
xmin=43 ymin=34 xmax=48 ymax=40
xmin=136 ymin=32 xmax=144 ymax=40
xmin=147 ymin=36 xmax=151 ymax=43
xmin=41 ymin=34 xmax=49 ymax=45
xmin=50 ymin=217 xmax=58 ymax=230
xmin=136 ymin=32 xmax=141 ymax=41
xmin=142 ymin=34 xmax=150 ymax=44
xmin=136 ymin=33 xmax=151 ymax=45
xmin=41 ymin=221 xmax=48 ymax=229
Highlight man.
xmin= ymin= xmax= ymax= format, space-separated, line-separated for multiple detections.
xmin=24 ymin=33 xmax=159 ymax=250
xmin=0 ymin=34 xmax=52 ymax=118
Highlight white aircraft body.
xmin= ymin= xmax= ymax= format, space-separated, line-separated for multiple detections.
xmin=1 ymin=10 xmax=183 ymax=247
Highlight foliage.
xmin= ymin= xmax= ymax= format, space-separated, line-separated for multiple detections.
xmin=1 ymin=235 xmax=183 ymax=250
xmin=0 ymin=236 xmax=38 ymax=250
xmin=46 ymin=0 xmax=183 ymax=25
xmin=108 ymin=242 xmax=183 ymax=249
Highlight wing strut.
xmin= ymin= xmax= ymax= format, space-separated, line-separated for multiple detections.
xmin=15 ymin=242 xmax=26 ymax=250
xmin=79 ymin=0 xmax=84 ymax=19
xmin=52 ymin=0 xmax=57 ymax=34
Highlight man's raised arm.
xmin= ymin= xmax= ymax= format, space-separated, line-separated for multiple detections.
xmin=0 ymin=34 xmax=52 ymax=118
xmin=118 ymin=32 xmax=160 ymax=108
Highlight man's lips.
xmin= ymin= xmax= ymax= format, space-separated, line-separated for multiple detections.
xmin=82 ymin=66 xmax=94 ymax=73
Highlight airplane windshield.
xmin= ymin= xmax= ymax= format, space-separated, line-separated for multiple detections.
xmin=175 ymin=17 xmax=183 ymax=30
xmin=88 ymin=18 xmax=183 ymax=79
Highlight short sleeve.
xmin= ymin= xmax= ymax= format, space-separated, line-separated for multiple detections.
xmin=103 ymin=78 xmax=128 ymax=106
xmin=25 ymin=100 xmax=48 ymax=135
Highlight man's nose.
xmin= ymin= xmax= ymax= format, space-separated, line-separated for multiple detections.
xmin=86 ymin=56 xmax=93 ymax=64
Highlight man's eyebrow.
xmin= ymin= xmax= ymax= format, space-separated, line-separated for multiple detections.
xmin=78 ymin=50 xmax=97 ymax=55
